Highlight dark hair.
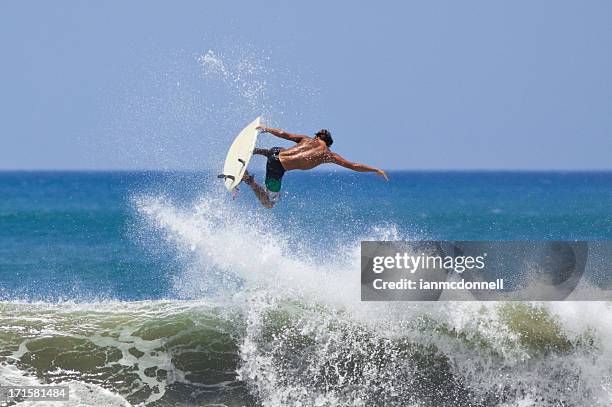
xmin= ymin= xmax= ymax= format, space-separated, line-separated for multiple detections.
xmin=315 ymin=129 xmax=333 ymax=147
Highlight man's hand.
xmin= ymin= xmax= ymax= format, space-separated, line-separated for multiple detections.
xmin=256 ymin=125 xmax=306 ymax=143
xmin=376 ymin=169 xmax=389 ymax=181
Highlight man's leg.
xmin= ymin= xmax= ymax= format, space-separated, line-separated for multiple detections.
xmin=242 ymin=170 xmax=275 ymax=209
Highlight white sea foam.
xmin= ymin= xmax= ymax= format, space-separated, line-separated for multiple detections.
xmin=0 ymin=362 xmax=133 ymax=407
xmin=134 ymin=191 xmax=612 ymax=406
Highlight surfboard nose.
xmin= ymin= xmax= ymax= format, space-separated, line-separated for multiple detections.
xmin=220 ymin=117 xmax=261 ymax=191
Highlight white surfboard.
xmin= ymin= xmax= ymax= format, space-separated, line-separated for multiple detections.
xmin=218 ymin=117 xmax=261 ymax=191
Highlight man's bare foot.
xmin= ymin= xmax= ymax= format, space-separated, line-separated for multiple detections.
xmin=242 ymin=170 xmax=254 ymax=185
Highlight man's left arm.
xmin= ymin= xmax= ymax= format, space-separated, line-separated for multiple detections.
xmin=257 ymin=125 xmax=307 ymax=143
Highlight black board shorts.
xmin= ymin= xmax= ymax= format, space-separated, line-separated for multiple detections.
xmin=265 ymin=147 xmax=286 ymax=193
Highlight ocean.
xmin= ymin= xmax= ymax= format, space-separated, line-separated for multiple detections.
xmin=1 ymin=170 xmax=612 ymax=406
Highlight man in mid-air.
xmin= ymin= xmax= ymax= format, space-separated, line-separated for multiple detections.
xmin=242 ymin=124 xmax=388 ymax=208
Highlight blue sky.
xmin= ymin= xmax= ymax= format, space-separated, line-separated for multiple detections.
xmin=1 ymin=1 xmax=611 ymax=170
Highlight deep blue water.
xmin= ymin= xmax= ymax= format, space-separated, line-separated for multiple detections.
xmin=0 ymin=171 xmax=610 ymax=302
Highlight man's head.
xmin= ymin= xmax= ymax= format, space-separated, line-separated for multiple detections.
xmin=315 ymin=129 xmax=333 ymax=147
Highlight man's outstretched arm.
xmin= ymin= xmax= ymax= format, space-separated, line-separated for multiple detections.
xmin=256 ymin=125 xmax=307 ymax=143
xmin=331 ymin=153 xmax=389 ymax=181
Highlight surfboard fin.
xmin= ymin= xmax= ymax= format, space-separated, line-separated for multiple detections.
xmin=217 ymin=174 xmax=236 ymax=181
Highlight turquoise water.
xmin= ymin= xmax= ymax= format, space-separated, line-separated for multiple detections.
xmin=1 ymin=171 xmax=612 ymax=406
xmin=1 ymin=171 xmax=610 ymax=301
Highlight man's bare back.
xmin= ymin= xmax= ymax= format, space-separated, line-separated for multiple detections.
xmin=241 ymin=124 xmax=388 ymax=208
xmin=278 ymin=137 xmax=333 ymax=171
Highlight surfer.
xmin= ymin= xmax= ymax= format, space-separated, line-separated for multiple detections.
xmin=242 ymin=125 xmax=389 ymax=208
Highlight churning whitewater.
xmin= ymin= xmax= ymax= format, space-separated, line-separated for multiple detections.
xmin=2 ymin=187 xmax=612 ymax=406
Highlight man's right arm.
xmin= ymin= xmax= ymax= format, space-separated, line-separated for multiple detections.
xmin=331 ymin=153 xmax=389 ymax=181
xmin=257 ymin=125 xmax=307 ymax=143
